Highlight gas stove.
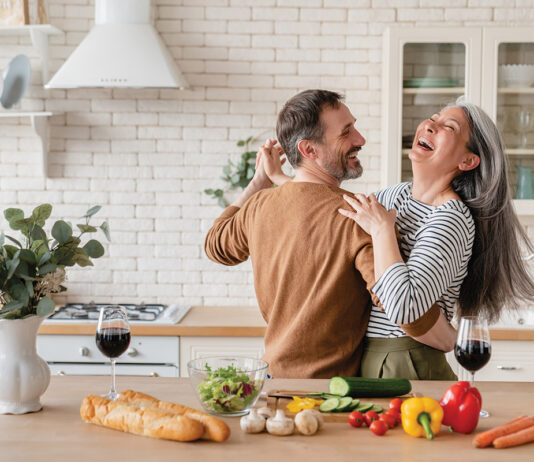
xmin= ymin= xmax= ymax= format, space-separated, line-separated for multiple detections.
xmin=46 ymin=302 xmax=191 ymax=324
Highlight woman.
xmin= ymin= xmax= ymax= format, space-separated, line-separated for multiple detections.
xmin=262 ymin=98 xmax=534 ymax=380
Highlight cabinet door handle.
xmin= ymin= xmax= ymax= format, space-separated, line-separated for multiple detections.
xmin=79 ymin=347 xmax=89 ymax=357
xmin=57 ymin=371 xmax=66 ymax=376
xmin=497 ymin=365 xmax=521 ymax=370
xmin=127 ymin=348 xmax=138 ymax=357
xmin=150 ymin=372 xmax=159 ymax=377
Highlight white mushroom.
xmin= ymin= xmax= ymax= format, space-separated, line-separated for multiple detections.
xmin=240 ymin=409 xmax=266 ymax=433
xmin=266 ymin=409 xmax=294 ymax=436
xmin=294 ymin=410 xmax=319 ymax=435
xmin=256 ymin=406 xmax=275 ymax=420
xmin=299 ymin=408 xmax=324 ymax=430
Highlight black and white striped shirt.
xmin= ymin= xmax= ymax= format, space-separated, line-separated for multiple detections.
xmin=366 ymin=182 xmax=475 ymax=338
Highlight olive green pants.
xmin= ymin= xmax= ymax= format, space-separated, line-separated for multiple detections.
xmin=360 ymin=337 xmax=457 ymax=381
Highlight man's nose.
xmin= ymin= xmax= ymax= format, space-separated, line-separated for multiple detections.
xmin=353 ymin=128 xmax=366 ymax=146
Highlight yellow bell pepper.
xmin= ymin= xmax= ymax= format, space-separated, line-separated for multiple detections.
xmin=286 ymin=397 xmax=322 ymax=413
xmin=401 ymin=397 xmax=443 ymax=440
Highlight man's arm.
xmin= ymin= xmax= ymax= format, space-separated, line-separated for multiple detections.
xmin=205 ymin=144 xmax=275 ymax=264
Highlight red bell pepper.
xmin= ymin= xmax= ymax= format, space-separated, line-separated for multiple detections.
xmin=439 ymin=381 xmax=482 ymax=434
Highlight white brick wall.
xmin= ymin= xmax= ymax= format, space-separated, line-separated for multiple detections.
xmin=0 ymin=0 xmax=533 ymax=307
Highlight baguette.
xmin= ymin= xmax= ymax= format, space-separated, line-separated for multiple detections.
xmin=80 ymin=395 xmax=204 ymax=442
xmin=118 ymin=389 xmax=231 ymax=443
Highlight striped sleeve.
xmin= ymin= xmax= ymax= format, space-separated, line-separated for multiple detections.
xmin=371 ymin=208 xmax=474 ymax=325
xmin=374 ymin=182 xmax=410 ymax=209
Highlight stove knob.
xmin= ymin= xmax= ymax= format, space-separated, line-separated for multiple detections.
xmin=150 ymin=372 xmax=159 ymax=377
xmin=79 ymin=347 xmax=89 ymax=357
xmin=127 ymin=348 xmax=138 ymax=357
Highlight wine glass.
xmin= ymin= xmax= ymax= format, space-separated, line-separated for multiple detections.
xmin=513 ymin=110 xmax=534 ymax=148
xmin=454 ymin=316 xmax=491 ymax=417
xmin=96 ymin=305 xmax=131 ymax=401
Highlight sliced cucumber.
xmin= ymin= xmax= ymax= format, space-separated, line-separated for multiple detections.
xmin=335 ymin=397 xmax=354 ymax=412
xmin=348 ymin=399 xmax=360 ymax=411
xmin=355 ymin=402 xmax=373 ymax=413
xmin=319 ymin=397 xmax=340 ymax=413
xmin=370 ymin=405 xmax=383 ymax=414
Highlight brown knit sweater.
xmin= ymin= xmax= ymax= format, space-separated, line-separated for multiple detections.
xmin=205 ymin=182 xmax=376 ymax=378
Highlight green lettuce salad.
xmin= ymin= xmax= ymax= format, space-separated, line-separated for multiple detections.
xmin=196 ymin=364 xmax=261 ymax=413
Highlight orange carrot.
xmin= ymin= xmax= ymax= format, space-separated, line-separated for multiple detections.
xmin=493 ymin=424 xmax=534 ymax=449
xmin=473 ymin=416 xmax=534 ymax=448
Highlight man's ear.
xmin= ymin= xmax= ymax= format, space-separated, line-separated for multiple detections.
xmin=458 ymin=153 xmax=480 ymax=172
xmin=297 ymin=139 xmax=317 ymax=160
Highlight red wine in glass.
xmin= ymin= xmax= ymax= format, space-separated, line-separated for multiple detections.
xmin=454 ymin=339 xmax=491 ymax=373
xmin=455 ymin=316 xmax=491 ymax=417
xmin=96 ymin=328 xmax=131 ymax=358
xmin=96 ymin=305 xmax=130 ymax=401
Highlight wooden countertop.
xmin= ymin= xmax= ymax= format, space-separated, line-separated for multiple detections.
xmin=38 ymin=305 xmax=534 ymax=340
xmin=1 ymin=376 xmax=533 ymax=461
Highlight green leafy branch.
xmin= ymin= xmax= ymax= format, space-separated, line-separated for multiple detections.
xmin=0 ymin=204 xmax=110 ymax=319
xmin=204 ymin=136 xmax=257 ymax=208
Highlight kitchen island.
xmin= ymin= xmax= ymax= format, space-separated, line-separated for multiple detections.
xmin=2 ymin=376 xmax=533 ymax=462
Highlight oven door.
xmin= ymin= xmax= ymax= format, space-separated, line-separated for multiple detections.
xmin=48 ymin=363 xmax=178 ymax=377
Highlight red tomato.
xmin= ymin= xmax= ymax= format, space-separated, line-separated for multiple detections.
xmin=363 ymin=410 xmax=379 ymax=427
xmin=389 ymin=398 xmax=403 ymax=413
xmin=385 ymin=410 xmax=402 ymax=426
xmin=369 ymin=419 xmax=388 ymax=436
xmin=348 ymin=411 xmax=364 ymax=428
xmin=379 ymin=413 xmax=397 ymax=429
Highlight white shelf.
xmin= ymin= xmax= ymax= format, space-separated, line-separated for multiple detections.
xmin=498 ymin=87 xmax=534 ymax=94
xmin=0 ymin=25 xmax=63 ymax=82
xmin=402 ymin=87 xmax=465 ymax=95
xmin=507 ymin=149 xmax=534 ymax=156
xmin=0 ymin=111 xmax=57 ymax=176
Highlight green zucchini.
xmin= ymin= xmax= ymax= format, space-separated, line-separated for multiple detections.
xmin=329 ymin=376 xmax=411 ymax=398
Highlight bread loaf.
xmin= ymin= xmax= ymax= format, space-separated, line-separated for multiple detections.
xmin=118 ymin=389 xmax=231 ymax=443
xmin=80 ymin=395 xmax=204 ymax=442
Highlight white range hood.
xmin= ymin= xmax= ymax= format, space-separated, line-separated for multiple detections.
xmin=45 ymin=0 xmax=188 ymax=89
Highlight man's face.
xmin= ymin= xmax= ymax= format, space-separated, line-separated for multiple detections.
xmin=313 ymin=103 xmax=366 ymax=182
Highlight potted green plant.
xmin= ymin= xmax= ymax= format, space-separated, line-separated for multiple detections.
xmin=204 ymin=136 xmax=258 ymax=207
xmin=0 ymin=204 xmax=109 ymax=414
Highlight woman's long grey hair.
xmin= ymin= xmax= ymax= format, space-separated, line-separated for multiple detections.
xmin=449 ymin=99 xmax=534 ymax=322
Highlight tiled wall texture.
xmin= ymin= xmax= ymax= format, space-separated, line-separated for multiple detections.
xmin=1 ymin=0 xmax=534 ymax=306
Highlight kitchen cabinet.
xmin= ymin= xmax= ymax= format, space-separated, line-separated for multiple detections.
xmin=0 ymin=24 xmax=63 ymax=176
xmin=382 ymin=26 xmax=534 ymax=215
xmin=446 ymin=340 xmax=534 ymax=382
xmin=179 ymin=336 xmax=265 ymax=377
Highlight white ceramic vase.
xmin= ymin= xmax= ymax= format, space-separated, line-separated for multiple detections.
xmin=0 ymin=315 xmax=50 ymax=414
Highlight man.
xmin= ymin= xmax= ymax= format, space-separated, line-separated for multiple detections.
xmin=205 ymin=89 xmax=376 ymax=378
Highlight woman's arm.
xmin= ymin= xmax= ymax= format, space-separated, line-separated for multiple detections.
xmin=412 ymin=310 xmax=457 ymax=352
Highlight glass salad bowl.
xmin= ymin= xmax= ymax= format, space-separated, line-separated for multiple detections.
xmin=187 ymin=356 xmax=269 ymax=416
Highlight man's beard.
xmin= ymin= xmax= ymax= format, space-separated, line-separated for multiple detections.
xmin=322 ymin=148 xmax=363 ymax=182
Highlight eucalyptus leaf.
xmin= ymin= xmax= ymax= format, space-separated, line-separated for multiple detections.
xmin=77 ymin=224 xmax=97 ymax=233
xmin=100 ymin=221 xmax=111 ymax=242
xmin=6 ymin=258 xmax=19 ymax=280
xmin=223 ymin=165 xmax=231 ymax=175
xmin=11 ymin=283 xmax=29 ymax=305
xmin=0 ymin=232 xmax=4 ymax=247
xmin=32 ymin=204 xmax=52 ymax=226
xmin=204 ymin=188 xmax=214 ymax=195
xmin=51 ymin=220 xmax=72 ymax=244
xmin=25 ymin=280 xmax=34 ymax=297
xmin=237 ymin=140 xmax=245 ymax=147
xmin=83 ymin=240 xmax=105 ymax=258
xmin=31 ymin=225 xmax=48 ymax=244
xmin=1 ymin=300 xmax=23 ymax=313
xmin=36 ymin=296 xmax=55 ymax=317
xmin=4 ymin=208 xmax=23 ymax=223
xmin=72 ymin=248 xmax=93 ymax=267
xmin=5 ymin=235 xmax=22 ymax=248
xmin=19 ymin=249 xmax=36 ymax=265
xmin=0 ymin=309 xmax=22 ymax=319
xmin=38 ymin=251 xmax=51 ymax=266
xmin=217 ymin=197 xmax=227 ymax=208
xmin=39 ymin=262 xmax=57 ymax=275
xmin=84 ymin=205 xmax=102 ymax=218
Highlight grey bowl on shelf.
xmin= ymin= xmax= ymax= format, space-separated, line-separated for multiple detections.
xmin=1 ymin=54 xmax=31 ymax=110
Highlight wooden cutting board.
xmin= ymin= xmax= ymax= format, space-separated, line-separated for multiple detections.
xmin=263 ymin=389 xmax=414 ymax=423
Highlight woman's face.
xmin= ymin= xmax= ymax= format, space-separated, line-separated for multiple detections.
xmin=409 ymin=106 xmax=478 ymax=176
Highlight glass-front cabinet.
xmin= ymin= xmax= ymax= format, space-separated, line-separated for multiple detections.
xmin=382 ymin=27 xmax=534 ymax=215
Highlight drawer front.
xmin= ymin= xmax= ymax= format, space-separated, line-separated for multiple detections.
xmin=37 ymin=335 xmax=179 ymax=364
xmin=447 ymin=341 xmax=534 ymax=382
xmin=49 ymin=363 xmax=178 ymax=377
